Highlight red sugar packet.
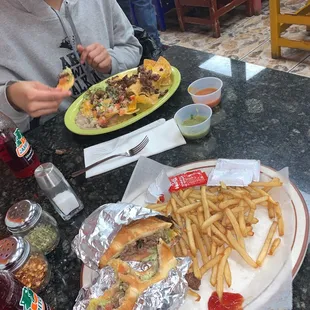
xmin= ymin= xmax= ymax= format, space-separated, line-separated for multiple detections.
xmin=169 ymin=170 xmax=208 ymax=192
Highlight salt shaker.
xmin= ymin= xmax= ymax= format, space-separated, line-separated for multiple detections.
xmin=34 ymin=163 xmax=84 ymax=221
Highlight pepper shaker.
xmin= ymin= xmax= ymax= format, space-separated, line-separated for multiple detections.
xmin=5 ymin=200 xmax=60 ymax=255
xmin=34 ymin=163 xmax=84 ymax=221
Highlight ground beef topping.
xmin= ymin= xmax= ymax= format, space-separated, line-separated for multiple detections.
xmin=185 ymin=272 xmax=201 ymax=291
xmin=119 ymin=230 xmax=169 ymax=261
xmin=138 ymin=66 xmax=160 ymax=95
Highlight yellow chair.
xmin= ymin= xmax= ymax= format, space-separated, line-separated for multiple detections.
xmin=270 ymin=0 xmax=310 ymax=58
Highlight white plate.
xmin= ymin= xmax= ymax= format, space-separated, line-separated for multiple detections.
xmin=80 ymin=160 xmax=309 ymax=308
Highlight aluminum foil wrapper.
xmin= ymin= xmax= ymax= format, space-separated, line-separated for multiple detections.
xmin=72 ymin=203 xmax=161 ymax=269
xmin=73 ymin=257 xmax=191 ymax=310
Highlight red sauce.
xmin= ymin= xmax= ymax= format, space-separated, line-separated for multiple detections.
xmin=205 ymin=97 xmax=221 ymax=107
xmin=192 ymin=88 xmax=221 ymax=107
xmin=195 ymin=88 xmax=217 ymax=95
xmin=208 ymin=292 xmax=244 ymax=310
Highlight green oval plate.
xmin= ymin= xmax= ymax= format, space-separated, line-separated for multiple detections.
xmin=64 ymin=66 xmax=181 ymax=135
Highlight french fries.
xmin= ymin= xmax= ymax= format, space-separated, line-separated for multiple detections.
xmin=183 ymin=188 xmax=193 ymax=199
xmin=225 ymin=208 xmax=245 ymax=248
xmin=201 ymin=186 xmax=211 ymax=237
xmin=166 ymin=203 xmax=172 ymax=216
xmin=269 ymin=238 xmax=281 ymax=255
xmin=192 ymin=224 xmax=208 ymax=264
xmin=202 ymin=213 xmax=223 ymax=232
xmin=186 ymin=217 xmax=197 ymax=256
xmin=268 ymin=204 xmax=275 ymax=219
xmin=224 ymin=261 xmax=232 ymax=287
xmin=219 ymin=198 xmax=240 ymax=210
xmin=250 ymin=178 xmax=282 ymax=187
xmin=188 ymin=289 xmax=201 ymax=301
xmin=192 ymin=256 xmax=202 ymax=279
xmin=274 ymin=203 xmax=284 ymax=236
xmin=202 ymin=234 xmax=212 ymax=256
xmin=252 ymin=196 xmax=269 ymax=205
xmin=146 ymin=177 xmax=285 ymax=303
xmin=207 ymin=199 xmax=221 ymax=212
xmin=171 ymin=198 xmax=182 ymax=226
xmin=212 ymin=236 xmax=224 ymax=246
xmin=214 ymin=222 xmax=226 ymax=235
xmin=146 ymin=202 xmax=167 ymax=209
xmin=238 ymin=210 xmax=247 ymax=237
xmin=227 ymin=231 xmax=257 ymax=268
xmin=200 ymin=254 xmax=222 ymax=275
xmin=256 ymin=222 xmax=278 ymax=266
xmin=216 ymin=247 xmax=232 ymax=300
xmin=177 ymin=202 xmax=201 ymax=214
xmin=179 ymin=238 xmax=188 ymax=256
xmin=211 ymin=245 xmax=222 ymax=287
xmin=171 ymin=193 xmax=185 ymax=207
xmin=211 ymin=225 xmax=230 ymax=245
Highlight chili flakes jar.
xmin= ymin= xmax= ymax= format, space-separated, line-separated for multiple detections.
xmin=0 ymin=236 xmax=50 ymax=293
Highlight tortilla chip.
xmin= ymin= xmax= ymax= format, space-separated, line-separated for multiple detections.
xmin=136 ymin=94 xmax=159 ymax=105
xmin=128 ymin=81 xmax=142 ymax=95
xmin=152 ymin=57 xmax=172 ymax=79
xmin=144 ymin=59 xmax=157 ymax=70
xmin=125 ymin=108 xmax=140 ymax=115
xmin=57 ymin=67 xmax=74 ymax=91
xmin=159 ymin=76 xmax=172 ymax=87
xmin=127 ymin=96 xmax=137 ymax=112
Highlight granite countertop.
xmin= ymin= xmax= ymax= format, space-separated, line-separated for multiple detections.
xmin=0 ymin=46 xmax=309 ymax=309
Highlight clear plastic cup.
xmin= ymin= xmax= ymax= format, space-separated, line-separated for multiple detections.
xmin=188 ymin=77 xmax=223 ymax=107
xmin=174 ymin=104 xmax=212 ymax=140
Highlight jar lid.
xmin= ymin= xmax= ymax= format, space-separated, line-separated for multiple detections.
xmin=0 ymin=236 xmax=30 ymax=271
xmin=5 ymin=200 xmax=42 ymax=233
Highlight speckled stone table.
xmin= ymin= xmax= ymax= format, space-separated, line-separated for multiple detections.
xmin=0 ymin=46 xmax=309 ymax=309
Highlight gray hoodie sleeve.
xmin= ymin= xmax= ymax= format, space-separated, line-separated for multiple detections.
xmin=0 ymin=78 xmax=31 ymax=132
xmin=107 ymin=0 xmax=142 ymax=75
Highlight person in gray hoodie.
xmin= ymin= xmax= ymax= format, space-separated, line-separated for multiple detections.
xmin=0 ymin=0 xmax=142 ymax=132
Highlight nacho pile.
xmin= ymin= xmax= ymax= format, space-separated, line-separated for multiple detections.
xmin=76 ymin=57 xmax=172 ymax=129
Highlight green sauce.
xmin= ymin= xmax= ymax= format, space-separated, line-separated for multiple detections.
xmin=182 ymin=114 xmax=207 ymax=126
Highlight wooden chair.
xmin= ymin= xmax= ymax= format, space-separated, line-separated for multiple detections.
xmin=174 ymin=0 xmax=256 ymax=38
xmin=270 ymin=0 xmax=310 ymax=58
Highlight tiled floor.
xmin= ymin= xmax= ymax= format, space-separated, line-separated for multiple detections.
xmin=160 ymin=0 xmax=310 ymax=77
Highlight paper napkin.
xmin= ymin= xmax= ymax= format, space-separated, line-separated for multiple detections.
xmin=207 ymin=159 xmax=261 ymax=186
xmin=83 ymin=119 xmax=186 ymax=178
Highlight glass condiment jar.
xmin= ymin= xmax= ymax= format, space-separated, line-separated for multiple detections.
xmin=0 ymin=236 xmax=50 ymax=293
xmin=5 ymin=200 xmax=60 ymax=255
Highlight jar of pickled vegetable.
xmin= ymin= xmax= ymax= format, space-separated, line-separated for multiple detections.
xmin=0 ymin=236 xmax=50 ymax=293
xmin=5 ymin=200 xmax=60 ymax=255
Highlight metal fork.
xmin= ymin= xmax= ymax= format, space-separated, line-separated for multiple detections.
xmin=71 ymin=136 xmax=149 ymax=178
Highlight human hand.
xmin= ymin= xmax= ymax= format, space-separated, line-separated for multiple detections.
xmin=77 ymin=43 xmax=112 ymax=74
xmin=6 ymin=81 xmax=71 ymax=117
